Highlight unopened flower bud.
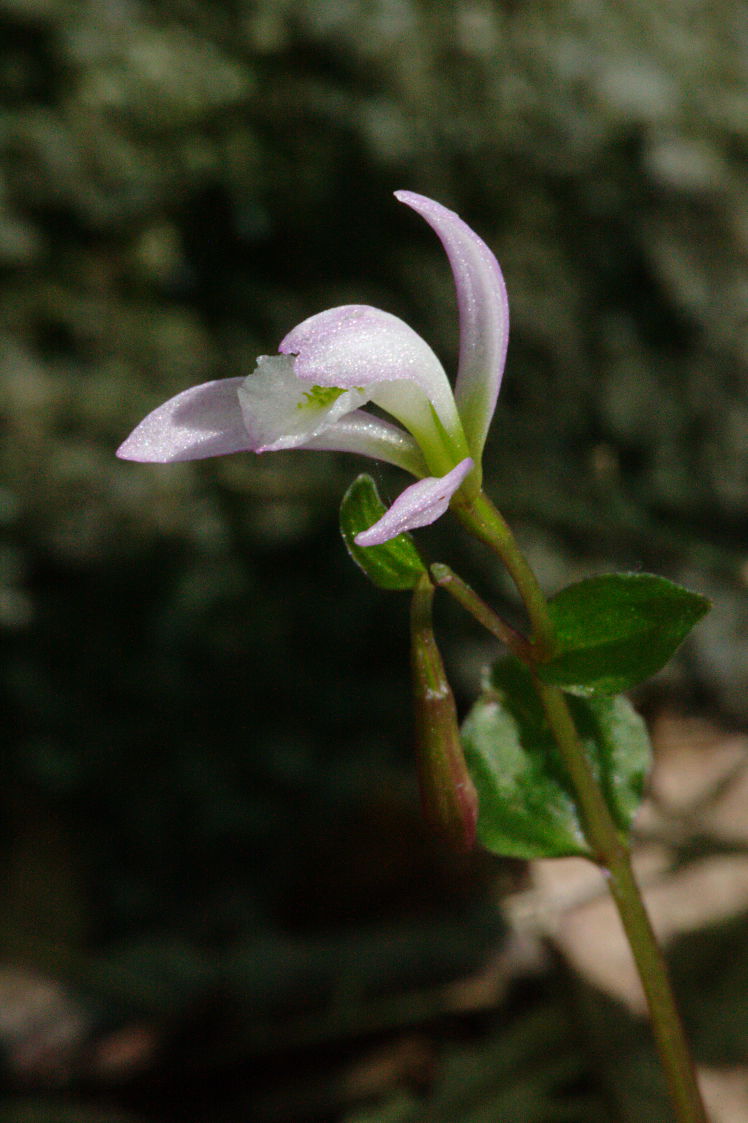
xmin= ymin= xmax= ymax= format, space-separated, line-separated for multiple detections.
xmin=410 ymin=575 xmax=478 ymax=851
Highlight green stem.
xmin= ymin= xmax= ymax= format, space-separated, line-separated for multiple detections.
xmin=456 ymin=489 xmax=707 ymax=1123
xmin=535 ymin=682 xmax=706 ymax=1123
xmin=430 ymin=563 xmax=536 ymax=664
xmin=452 ymin=489 xmax=555 ymax=657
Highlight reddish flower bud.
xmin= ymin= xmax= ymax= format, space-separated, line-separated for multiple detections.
xmin=410 ymin=575 xmax=478 ymax=851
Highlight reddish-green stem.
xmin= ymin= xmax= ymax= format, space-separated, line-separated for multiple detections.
xmin=452 ymin=489 xmax=555 ymax=657
xmin=430 ymin=562 xmax=536 ymax=664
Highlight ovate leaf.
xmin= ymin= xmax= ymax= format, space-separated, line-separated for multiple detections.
xmin=461 ymin=658 xmax=652 ymax=859
xmin=340 ymin=474 xmax=427 ymax=590
xmin=536 ymin=573 xmax=710 ymax=695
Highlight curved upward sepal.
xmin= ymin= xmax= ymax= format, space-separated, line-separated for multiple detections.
xmin=395 ymin=191 xmax=509 ymax=463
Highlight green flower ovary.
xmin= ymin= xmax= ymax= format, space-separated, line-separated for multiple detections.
xmin=298 ymin=385 xmax=347 ymax=410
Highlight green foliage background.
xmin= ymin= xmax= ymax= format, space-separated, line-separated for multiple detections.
xmin=1 ymin=0 xmax=747 ymax=1118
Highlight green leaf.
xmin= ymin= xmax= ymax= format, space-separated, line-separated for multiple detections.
xmin=461 ymin=658 xmax=651 ymax=859
xmin=536 ymin=573 xmax=710 ymax=695
xmin=340 ymin=474 xmax=427 ymax=590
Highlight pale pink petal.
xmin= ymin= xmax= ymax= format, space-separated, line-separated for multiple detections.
xmin=354 ymin=457 xmax=473 ymax=547
xmin=280 ymin=305 xmax=462 ymax=437
xmin=303 ymin=411 xmax=428 ymax=476
xmin=395 ymin=191 xmax=509 ymax=462
xmin=117 ymin=378 xmax=248 ymax=463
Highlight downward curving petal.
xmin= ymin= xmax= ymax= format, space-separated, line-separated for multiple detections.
xmin=395 ymin=191 xmax=509 ymax=464
xmin=280 ymin=305 xmax=464 ymax=450
xmin=116 ymin=378 xmax=249 ymax=463
xmin=354 ymin=457 xmax=473 ymax=547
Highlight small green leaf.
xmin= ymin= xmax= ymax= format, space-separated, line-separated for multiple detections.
xmin=340 ymin=474 xmax=427 ymax=590
xmin=536 ymin=573 xmax=710 ymax=695
xmin=461 ymin=658 xmax=651 ymax=859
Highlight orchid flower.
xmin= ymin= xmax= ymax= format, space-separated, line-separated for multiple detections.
xmin=117 ymin=191 xmax=509 ymax=546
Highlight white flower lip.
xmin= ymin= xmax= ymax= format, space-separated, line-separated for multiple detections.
xmin=237 ymin=354 xmax=369 ymax=453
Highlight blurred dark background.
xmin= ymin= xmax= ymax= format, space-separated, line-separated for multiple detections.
xmin=1 ymin=1 xmax=747 ymax=1120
